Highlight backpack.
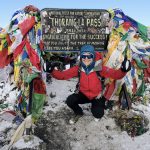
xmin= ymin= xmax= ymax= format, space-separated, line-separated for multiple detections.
xmin=74 ymin=65 xmax=105 ymax=98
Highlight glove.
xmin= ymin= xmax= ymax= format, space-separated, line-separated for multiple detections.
xmin=43 ymin=61 xmax=53 ymax=73
xmin=121 ymin=56 xmax=131 ymax=72
xmin=43 ymin=61 xmax=62 ymax=73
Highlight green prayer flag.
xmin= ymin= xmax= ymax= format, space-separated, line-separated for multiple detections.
xmin=31 ymin=93 xmax=46 ymax=121
xmin=137 ymin=22 xmax=149 ymax=41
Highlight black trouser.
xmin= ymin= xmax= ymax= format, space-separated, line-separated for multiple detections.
xmin=66 ymin=92 xmax=105 ymax=118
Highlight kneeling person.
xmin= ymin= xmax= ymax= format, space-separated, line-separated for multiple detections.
xmin=44 ymin=44 xmax=131 ymax=124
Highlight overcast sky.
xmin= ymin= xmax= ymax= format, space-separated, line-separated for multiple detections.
xmin=0 ymin=0 xmax=150 ymax=27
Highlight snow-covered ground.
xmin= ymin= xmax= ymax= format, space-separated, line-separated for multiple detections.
xmin=0 ymin=77 xmax=150 ymax=150
xmin=42 ymin=78 xmax=150 ymax=150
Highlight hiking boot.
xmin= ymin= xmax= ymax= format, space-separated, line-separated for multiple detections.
xmin=94 ymin=118 xmax=100 ymax=122
xmin=69 ymin=114 xmax=83 ymax=125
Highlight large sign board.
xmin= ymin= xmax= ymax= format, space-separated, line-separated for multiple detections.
xmin=41 ymin=8 xmax=110 ymax=52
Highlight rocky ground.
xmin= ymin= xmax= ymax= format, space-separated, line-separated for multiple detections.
xmin=1 ymin=78 xmax=150 ymax=150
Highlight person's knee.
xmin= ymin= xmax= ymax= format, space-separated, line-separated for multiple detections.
xmin=66 ymin=94 xmax=76 ymax=107
xmin=92 ymin=107 xmax=104 ymax=118
xmin=66 ymin=95 xmax=71 ymax=106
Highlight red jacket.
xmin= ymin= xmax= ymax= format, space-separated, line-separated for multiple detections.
xmin=51 ymin=53 xmax=126 ymax=100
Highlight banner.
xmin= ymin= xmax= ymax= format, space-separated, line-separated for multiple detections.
xmin=41 ymin=8 xmax=110 ymax=51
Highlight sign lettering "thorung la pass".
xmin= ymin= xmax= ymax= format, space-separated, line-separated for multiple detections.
xmin=41 ymin=8 xmax=110 ymax=52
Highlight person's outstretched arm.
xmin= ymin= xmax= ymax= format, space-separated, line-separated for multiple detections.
xmin=100 ymin=57 xmax=131 ymax=80
xmin=51 ymin=65 xmax=79 ymax=80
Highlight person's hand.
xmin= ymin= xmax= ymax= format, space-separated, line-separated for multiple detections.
xmin=121 ymin=56 xmax=131 ymax=72
xmin=43 ymin=61 xmax=53 ymax=73
xmin=43 ymin=61 xmax=61 ymax=73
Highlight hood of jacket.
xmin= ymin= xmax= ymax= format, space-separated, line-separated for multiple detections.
xmin=81 ymin=52 xmax=103 ymax=74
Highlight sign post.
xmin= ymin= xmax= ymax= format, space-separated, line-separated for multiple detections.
xmin=41 ymin=8 xmax=110 ymax=52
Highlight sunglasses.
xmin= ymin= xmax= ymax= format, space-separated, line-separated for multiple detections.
xmin=81 ymin=54 xmax=94 ymax=59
